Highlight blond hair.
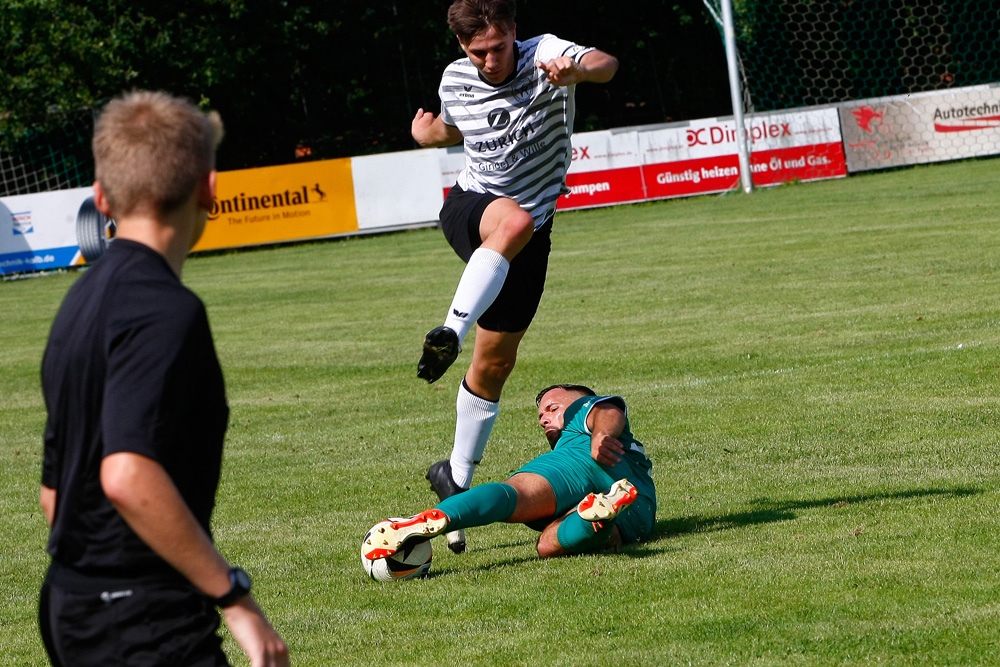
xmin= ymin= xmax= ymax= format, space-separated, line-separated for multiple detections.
xmin=93 ymin=91 xmax=223 ymax=218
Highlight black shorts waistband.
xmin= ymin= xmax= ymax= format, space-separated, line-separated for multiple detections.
xmin=45 ymin=559 xmax=187 ymax=592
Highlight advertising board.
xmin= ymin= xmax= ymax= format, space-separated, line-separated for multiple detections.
xmin=637 ymin=108 xmax=847 ymax=201
xmin=193 ymin=158 xmax=357 ymax=252
xmin=840 ymin=84 xmax=1000 ymax=172
xmin=0 ymin=107 xmax=848 ymax=276
xmin=0 ymin=188 xmax=91 ymax=275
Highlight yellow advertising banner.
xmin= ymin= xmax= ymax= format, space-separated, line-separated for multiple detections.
xmin=193 ymin=158 xmax=357 ymax=252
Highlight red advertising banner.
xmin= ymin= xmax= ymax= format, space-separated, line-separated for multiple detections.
xmin=560 ymin=166 xmax=646 ymax=210
xmin=642 ymin=155 xmax=741 ymax=199
xmin=641 ymin=142 xmax=846 ymax=200
xmin=560 ymin=109 xmax=848 ymax=205
xmin=745 ymin=142 xmax=847 ymax=186
xmin=436 ymin=107 xmax=846 ymax=216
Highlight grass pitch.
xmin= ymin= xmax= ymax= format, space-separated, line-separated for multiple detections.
xmin=4 ymin=158 xmax=1000 ymax=665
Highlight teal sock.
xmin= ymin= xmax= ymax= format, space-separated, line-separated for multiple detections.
xmin=556 ymin=512 xmax=615 ymax=554
xmin=436 ymin=483 xmax=518 ymax=531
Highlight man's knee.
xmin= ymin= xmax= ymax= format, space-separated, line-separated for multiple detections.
xmin=537 ymin=544 xmax=562 ymax=559
xmin=502 ymin=208 xmax=534 ymax=245
xmin=482 ymin=204 xmax=534 ymax=259
xmin=536 ymin=523 xmax=624 ymax=558
xmin=505 ymin=473 xmax=557 ymax=524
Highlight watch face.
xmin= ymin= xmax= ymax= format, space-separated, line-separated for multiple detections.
xmin=234 ymin=568 xmax=252 ymax=590
xmin=215 ymin=567 xmax=252 ymax=607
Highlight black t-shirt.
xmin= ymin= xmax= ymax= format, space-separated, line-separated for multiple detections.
xmin=41 ymin=239 xmax=229 ymax=578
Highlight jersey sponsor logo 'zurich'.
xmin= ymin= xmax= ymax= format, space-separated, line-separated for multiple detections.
xmin=488 ymin=109 xmax=511 ymax=129
xmin=473 ymin=120 xmax=540 ymax=153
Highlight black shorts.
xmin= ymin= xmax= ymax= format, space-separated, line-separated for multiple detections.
xmin=439 ymin=186 xmax=552 ymax=333
xmin=39 ymin=562 xmax=229 ymax=667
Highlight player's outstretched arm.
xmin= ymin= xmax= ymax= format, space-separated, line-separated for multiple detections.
xmin=535 ymin=49 xmax=619 ymax=87
xmin=411 ymin=108 xmax=464 ymax=148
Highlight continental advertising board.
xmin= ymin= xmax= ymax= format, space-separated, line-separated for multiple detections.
xmin=194 ymin=151 xmax=444 ymax=251
xmin=840 ymin=84 xmax=1000 ymax=172
xmin=193 ymin=158 xmax=357 ymax=252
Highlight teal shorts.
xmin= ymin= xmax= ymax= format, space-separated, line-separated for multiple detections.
xmin=515 ymin=447 xmax=656 ymax=544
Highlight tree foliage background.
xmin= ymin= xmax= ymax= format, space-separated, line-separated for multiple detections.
xmin=0 ymin=0 xmax=730 ymax=171
xmin=3 ymin=0 xmax=997 ymax=180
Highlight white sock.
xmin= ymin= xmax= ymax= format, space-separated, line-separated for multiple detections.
xmin=450 ymin=380 xmax=500 ymax=489
xmin=443 ymin=248 xmax=509 ymax=344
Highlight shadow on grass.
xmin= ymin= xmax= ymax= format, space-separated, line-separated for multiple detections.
xmin=653 ymin=485 xmax=981 ymax=542
xmin=423 ymin=487 xmax=981 ymax=573
xmin=423 ymin=555 xmax=540 ymax=579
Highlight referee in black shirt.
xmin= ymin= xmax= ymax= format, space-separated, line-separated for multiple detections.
xmin=38 ymin=91 xmax=288 ymax=667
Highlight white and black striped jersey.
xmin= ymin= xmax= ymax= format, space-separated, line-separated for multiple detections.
xmin=439 ymin=34 xmax=594 ymax=229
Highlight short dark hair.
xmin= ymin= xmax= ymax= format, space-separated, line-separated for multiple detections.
xmin=535 ymin=384 xmax=596 ymax=406
xmin=447 ymin=0 xmax=516 ymax=43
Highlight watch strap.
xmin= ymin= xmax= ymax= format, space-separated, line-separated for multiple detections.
xmin=213 ymin=566 xmax=252 ymax=607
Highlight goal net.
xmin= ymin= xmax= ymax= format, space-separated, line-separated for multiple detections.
xmin=716 ymin=0 xmax=1000 ymax=113
xmin=0 ymin=108 xmax=95 ymax=197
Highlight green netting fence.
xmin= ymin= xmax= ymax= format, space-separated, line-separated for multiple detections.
xmin=0 ymin=109 xmax=95 ymax=197
xmin=720 ymin=0 xmax=1000 ymax=113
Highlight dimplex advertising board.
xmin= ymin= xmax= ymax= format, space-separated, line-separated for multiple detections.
xmin=840 ymin=83 xmax=1000 ymax=172
xmin=439 ymin=107 xmax=846 ymax=213
xmin=635 ymin=107 xmax=846 ymax=201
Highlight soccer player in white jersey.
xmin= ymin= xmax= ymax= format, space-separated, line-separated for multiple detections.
xmin=411 ymin=0 xmax=618 ymax=552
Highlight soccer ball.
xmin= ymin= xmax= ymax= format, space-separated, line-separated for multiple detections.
xmin=361 ymin=533 xmax=433 ymax=582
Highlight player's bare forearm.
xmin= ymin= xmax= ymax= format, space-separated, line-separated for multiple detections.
xmin=101 ymin=453 xmax=289 ymax=664
xmin=100 ymin=452 xmax=232 ymax=598
xmin=411 ymin=109 xmax=463 ymax=148
xmin=588 ymin=403 xmax=626 ymax=465
xmin=223 ymin=598 xmax=290 ymax=667
xmin=40 ymin=485 xmax=56 ymax=527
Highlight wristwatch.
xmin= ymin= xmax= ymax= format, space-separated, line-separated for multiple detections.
xmin=213 ymin=567 xmax=252 ymax=608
